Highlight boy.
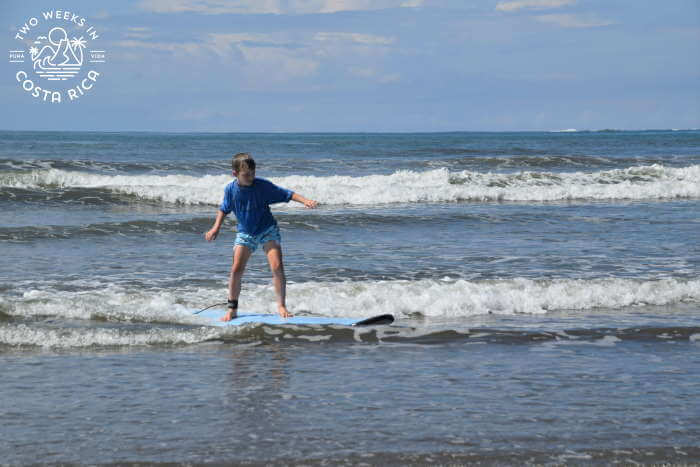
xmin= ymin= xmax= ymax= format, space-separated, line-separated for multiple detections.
xmin=205 ymin=153 xmax=318 ymax=321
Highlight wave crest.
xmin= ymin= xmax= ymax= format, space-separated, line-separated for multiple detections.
xmin=4 ymin=277 xmax=699 ymax=322
xmin=1 ymin=164 xmax=698 ymax=205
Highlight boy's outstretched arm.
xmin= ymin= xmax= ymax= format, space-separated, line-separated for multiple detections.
xmin=205 ymin=210 xmax=227 ymax=241
xmin=291 ymin=193 xmax=318 ymax=208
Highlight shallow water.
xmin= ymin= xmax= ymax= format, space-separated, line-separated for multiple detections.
xmin=2 ymin=336 xmax=699 ymax=464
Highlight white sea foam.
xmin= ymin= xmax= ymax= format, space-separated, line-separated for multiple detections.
xmin=287 ymin=277 xmax=700 ymax=318
xmin=2 ymin=164 xmax=699 ymax=205
xmin=3 ymin=277 xmax=698 ymax=347
xmin=15 ymin=285 xmax=205 ymax=324
xmin=1 ymin=169 xmax=230 ymax=205
xmin=5 ymin=277 xmax=699 ymax=323
xmin=0 ymin=324 xmax=221 ymax=348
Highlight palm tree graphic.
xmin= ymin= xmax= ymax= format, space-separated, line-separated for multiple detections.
xmin=69 ymin=36 xmax=87 ymax=66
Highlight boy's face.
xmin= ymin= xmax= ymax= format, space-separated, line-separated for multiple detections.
xmin=234 ymin=167 xmax=255 ymax=186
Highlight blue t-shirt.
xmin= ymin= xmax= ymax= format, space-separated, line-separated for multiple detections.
xmin=219 ymin=178 xmax=294 ymax=235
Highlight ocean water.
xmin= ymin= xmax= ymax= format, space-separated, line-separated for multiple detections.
xmin=1 ymin=130 xmax=699 ymax=464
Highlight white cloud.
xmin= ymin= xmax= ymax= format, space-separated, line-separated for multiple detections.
xmin=124 ymin=26 xmax=153 ymax=39
xmin=206 ymin=33 xmax=318 ymax=80
xmin=206 ymin=32 xmax=292 ymax=56
xmin=349 ymin=66 xmax=400 ymax=83
xmin=314 ymin=32 xmax=395 ymax=45
xmin=311 ymin=32 xmax=396 ymax=65
xmin=119 ymin=30 xmax=395 ymax=57
xmin=139 ymin=0 xmax=421 ymax=15
xmin=237 ymin=44 xmax=320 ymax=79
xmin=112 ymin=39 xmax=203 ymax=55
xmin=114 ymin=33 xmax=315 ymax=76
xmin=496 ymin=0 xmax=575 ymax=12
xmin=112 ymin=29 xmax=399 ymax=87
xmin=139 ymin=0 xmax=282 ymax=14
xmin=536 ymin=13 xmax=614 ymax=28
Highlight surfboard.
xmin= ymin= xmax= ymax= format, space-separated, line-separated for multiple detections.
xmin=193 ymin=309 xmax=394 ymax=327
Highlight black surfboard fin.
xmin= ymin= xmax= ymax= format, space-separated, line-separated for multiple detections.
xmin=353 ymin=314 xmax=394 ymax=326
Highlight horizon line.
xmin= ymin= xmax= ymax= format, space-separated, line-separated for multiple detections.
xmin=1 ymin=128 xmax=698 ymax=134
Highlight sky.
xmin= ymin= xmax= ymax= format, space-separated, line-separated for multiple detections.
xmin=1 ymin=0 xmax=699 ymax=132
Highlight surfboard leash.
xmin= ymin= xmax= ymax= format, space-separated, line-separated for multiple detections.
xmin=193 ymin=302 xmax=227 ymax=314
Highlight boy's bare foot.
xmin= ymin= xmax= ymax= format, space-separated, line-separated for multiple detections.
xmin=278 ymin=306 xmax=292 ymax=318
xmin=220 ymin=309 xmax=237 ymax=321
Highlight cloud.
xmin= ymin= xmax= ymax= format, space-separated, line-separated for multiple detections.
xmin=496 ymin=0 xmax=575 ymax=12
xmin=349 ymin=66 xmax=400 ymax=83
xmin=214 ymin=31 xmax=396 ymax=81
xmin=112 ymin=39 xmax=204 ymax=55
xmin=209 ymin=33 xmax=319 ymax=79
xmin=112 ymin=29 xmax=399 ymax=88
xmin=139 ymin=0 xmax=283 ymax=14
xmin=311 ymin=32 xmax=396 ymax=67
xmin=116 ymin=30 xmax=395 ymax=56
xmin=139 ymin=0 xmax=421 ymax=15
xmin=238 ymin=46 xmax=320 ymax=80
xmin=124 ymin=26 xmax=153 ymax=39
xmin=495 ymin=0 xmax=613 ymax=29
xmin=535 ymin=13 xmax=615 ymax=28
xmin=314 ymin=32 xmax=395 ymax=45
xmin=207 ymin=32 xmax=294 ymax=55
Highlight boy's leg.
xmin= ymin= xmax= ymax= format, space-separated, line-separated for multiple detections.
xmin=263 ymin=240 xmax=290 ymax=318
xmin=222 ymin=244 xmax=252 ymax=321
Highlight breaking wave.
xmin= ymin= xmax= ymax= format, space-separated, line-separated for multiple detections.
xmin=1 ymin=277 xmax=699 ymax=348
xmin=1 ymin=164 xmax=698 ymax=205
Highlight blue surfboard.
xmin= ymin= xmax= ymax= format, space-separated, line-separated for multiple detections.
xmin=193 ymin=309 xmax=394 ymax=327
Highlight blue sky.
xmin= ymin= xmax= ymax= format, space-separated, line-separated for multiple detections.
xmin=2 ymin=0 xmax=698 ymax=131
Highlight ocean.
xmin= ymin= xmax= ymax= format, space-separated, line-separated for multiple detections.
xmin=1 ymin=130 xmax=699 ymax=465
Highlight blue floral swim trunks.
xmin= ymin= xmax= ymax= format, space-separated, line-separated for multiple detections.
xmin=234 ymin=223 xmax=281 ymax=253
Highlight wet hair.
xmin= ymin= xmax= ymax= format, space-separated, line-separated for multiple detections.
xmin=232 ymin=153 xmax=256 ymax=172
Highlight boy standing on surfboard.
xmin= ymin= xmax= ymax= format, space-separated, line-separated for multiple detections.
xmin=205 ymin=153 xmax=318 ymax=321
